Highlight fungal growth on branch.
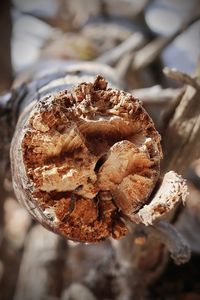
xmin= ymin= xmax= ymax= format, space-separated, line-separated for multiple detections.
xmin=11 ymin=75 xmax=187 ymax=243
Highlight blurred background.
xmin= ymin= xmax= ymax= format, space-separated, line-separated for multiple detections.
xmin=0 ymin=1 xmax=200 ymax=300
xmin=1 ymin=0 xmax=200 ymax=93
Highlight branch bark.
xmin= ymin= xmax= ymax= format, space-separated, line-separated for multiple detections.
xmin=162 ymin=58 xmax=200 ymax=174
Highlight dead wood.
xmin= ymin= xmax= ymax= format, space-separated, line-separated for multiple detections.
xmin=1 ymin=4 xmax=199 ymax=297
xmin=4 ymin=60 xmax=190 ymax=299
xmin=162 ymin=58 xmax=200 ymax=174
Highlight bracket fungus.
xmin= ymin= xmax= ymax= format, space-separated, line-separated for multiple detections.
xmin=11 ymin=76 xmax=187 ymax=243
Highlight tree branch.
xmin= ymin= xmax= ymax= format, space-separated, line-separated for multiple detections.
xmin=163 ymin=67 xmax=200 ymax=90
xmin=162 ymin=58 xmax=200 ymax=174
xmin=96 ymin=32 xmax=145 ymax=65
xmin=150 ymin=221 xmax=191 ymax=265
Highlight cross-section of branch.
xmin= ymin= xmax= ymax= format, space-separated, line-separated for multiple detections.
xmin=10 ymin=75 xmax=162 ymax=243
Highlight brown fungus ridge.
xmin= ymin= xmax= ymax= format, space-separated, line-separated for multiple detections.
xmin=14 ymin=76 xmax=162 ymax=242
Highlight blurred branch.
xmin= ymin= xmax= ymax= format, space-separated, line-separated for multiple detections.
xmin=96 ymin=32 xmax=145 ymax=65
xmin=132 ymin=85 xmax=182 ymax=105
xmin=14 ymin=225 xmax=67 ymax=300
xmin=61 ymin=283 xmax=97 ymax=300
xmin=162 ymin=58 xmax=200 ymax=174
xmin=131 ymin=85 xmax=184 ymax=130
xmin=0 ymin=0 xmax=12 ymax=93
xmin=150 ymin=221 xmax=191 ymax=265
xmin=132 ymin=13 xmax=200 ymax=71
xmin=163 ymin=67 xmax=200 ymax=89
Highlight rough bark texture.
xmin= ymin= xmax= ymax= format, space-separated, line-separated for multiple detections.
xmin=162 ymin=59 xmax=200 ymax=174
